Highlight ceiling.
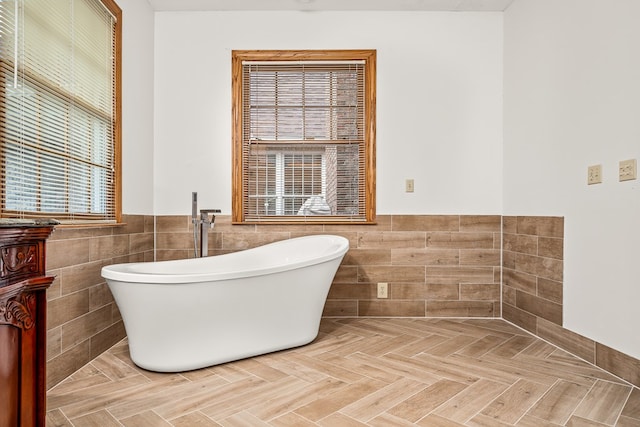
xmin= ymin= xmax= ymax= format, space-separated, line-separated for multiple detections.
xmin=147 ymin=0 xmax=515 ymax=12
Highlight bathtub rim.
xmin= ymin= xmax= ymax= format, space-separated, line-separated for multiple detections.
xmin=101 ymin=234 xmax=349 ymax=284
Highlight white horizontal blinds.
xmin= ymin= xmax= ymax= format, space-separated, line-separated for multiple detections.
xmin=0 ymin=0 xmax=116 ymax=221
xmin=242 ymin=61 xmax=365 ymax=221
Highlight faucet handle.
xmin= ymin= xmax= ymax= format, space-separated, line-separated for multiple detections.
xmin=200 ymin=209 xmax=221 ymax=227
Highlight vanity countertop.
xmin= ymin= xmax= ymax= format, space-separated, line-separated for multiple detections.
xmin=0 ymin=219 xmax=59 ymax=228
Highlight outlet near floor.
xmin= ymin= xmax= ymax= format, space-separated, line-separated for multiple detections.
xmin=377 ymin=282 xmax=388 ymax=299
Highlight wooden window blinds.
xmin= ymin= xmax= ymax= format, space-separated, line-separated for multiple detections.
xmin=0 ymin=0 xmax=121 ymax=223
xmin=232 ymin=50 xmax=376 ymax=224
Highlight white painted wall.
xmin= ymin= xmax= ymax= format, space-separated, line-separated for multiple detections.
xmin=504 ymin=0 xmax=640 ymax=359
xmin=117 ymin=0 xmax=639 ymax=361
xmin=119 ymin=0 xmax=155 ymax=215
xmin=152 ymin=11 xmax=504 ymax=215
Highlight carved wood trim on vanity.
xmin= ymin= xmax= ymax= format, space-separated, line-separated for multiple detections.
xmin=0 ymin=224 xmax=55 ymax=427
xmin=1 ymin=243 xmax=39 ymax=277
xmin=0 ymin=291 xmax=36 ymax=329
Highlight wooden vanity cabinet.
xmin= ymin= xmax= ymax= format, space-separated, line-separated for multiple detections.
xmin=0 ymin=224 xmax=55 ymax=427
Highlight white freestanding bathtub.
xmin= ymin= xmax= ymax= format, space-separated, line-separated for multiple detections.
xmin=101 ymin=234 xmax=349 ymax=372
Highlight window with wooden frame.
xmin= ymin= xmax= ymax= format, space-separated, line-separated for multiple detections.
xmin=0 ymin=0 xmax=121 ymax=224
xmin=232 ymin=50 xmax=376 ymax=224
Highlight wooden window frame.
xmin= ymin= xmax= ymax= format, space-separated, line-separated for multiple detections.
xmin=231 ymin=49 xmax=376 ymax=224
xmin=0 ymin=0 xmax=122 ymax=225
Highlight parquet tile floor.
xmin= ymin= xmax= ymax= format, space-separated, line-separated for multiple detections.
xmin=46 ymin=318 xmax=640 ymax=426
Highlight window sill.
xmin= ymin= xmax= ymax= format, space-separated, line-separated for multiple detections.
xmin=233 ymin=220 xmax=378 ymax=226
xmin=54 ymin=221 xmax=125 ymax=229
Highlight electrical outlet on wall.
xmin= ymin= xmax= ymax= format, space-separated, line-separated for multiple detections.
xmin=619 ymin=159 xmax=637 ymax=182
xmin=405 ymin=179 xmax=414 ymax=193
xmin=587 ymin=164 xmax=602 ymax=185
xmin=377 ymin=282 xmax=388 ymax=299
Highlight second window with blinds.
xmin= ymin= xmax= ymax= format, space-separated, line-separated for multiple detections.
xmin=232 ymin=50 xmax=376 ymax=224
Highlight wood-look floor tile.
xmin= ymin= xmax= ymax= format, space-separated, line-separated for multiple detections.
xmin=432 ymin=318 xmax=517 ymax=339
xmin=201 ymin=376 xmax=305 ymax=421
xmin=417 ymin=413 xmax=467 ymax=426
xmin=433 ymin=378 xmax=509 ymax=423
xmin=515 ymin=414 xmax=564 ymax=426
xmin=293 ymin=378 xmax=387 ymax=422
xmin=480 ymin=354 xmax=579 ymax=386
xmin=246 ymin=377 xmax=345 ymax=420
xmin=108 ymin=374 xmax=226 ymax=419
xmin=170 ymin=412 xmax=222 ymax=426
xmin=488 ymin=335 xmax=536 ymax=358
xmin=386 ymin=379 xmax=467 ymax=423
xmin=269 ymin=412 xmax=318 ymax=427
xmin=220 ymin=411 xmax=271 ymax=426
xmin=347 ymin=351 xmax=441 ymax=384
xmin=90 ymin=351 xmax=140 ymax=380
xmin=622 ymin=388 xmax=640 ymax=420
xmin=232 ymin=356 xmax=291 ymax=382
xmin=565 ymin=415 xmax=609 ymax=426
xmin=423 ymin=334 xmax=480 ymax=357
xmin=514 ymin=337 xmax=558 ymax=359
xmin=389 ymin=334 xmax=450 ymax=356
xmin=46 ymin=408 xmax=73 ymax=427
xmin=368 ymin=412 xmax=422 ymax=426
xmin=616 ymin=415 xmax=640 ymax=427
xmin=317 ymin=413 xmax=369 ymax=426
xmin=388 ymin=352 xmax=478 ymax=385
xmin=357 ymin=333 xmax=423 ymax=357
xmin=546 ymin=349 xmax=630 ymax=385
xmin=445 ymin=353 xmax=546 ymax=385
xmin=121 ymin=410 xmax=172 ymax=426
xmin=278 ymin=352 xmax=365 ymax=383
xmin=177 ymin=367 xmax=217 ymax=382
xmin=340 ymin=377 xmax=428 ymax=422
xmin=298 ymin=331 xmax=365 ymax=357
xmin=526 ymin=379 xmax=591 ymax=425
xmin=70 ymin=410 xmax=122 ymax=426
xmin=47 ymin=369 xmax=112 ymax=397
xmin=180 ymin=376 xmax=273 ymax=420
xmin=467 ymin=413 xmax=520 ymax=426
xmin=573 ymin=380 xmax=632 ymax=425
xmin=46 ymin=319 xmax=635 ymax=427
xmin=48 ymin=375 xmax=151 ymax=417
xmin=480 ymin=379 xmax=551 ymax=424
xmin=316 ymin=352 xmax=405 ymax=384
xmin=261 ymin=355 xmax=330 ymax=383
xmin=456 ymin=334 xmax=510 ymax=357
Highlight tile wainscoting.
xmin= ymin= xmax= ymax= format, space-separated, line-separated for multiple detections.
xmin=154 ymin=213 xmax=640 ymax=388
xmin=503 ymin=216 xmax=639 ymax=388
xmin=44 ymin=214 xmax=639 ymax=390
xmin=155 ymin=214 xmax=503 ymax=318
xmin=45 ymin=215 xmax=154 ymax=389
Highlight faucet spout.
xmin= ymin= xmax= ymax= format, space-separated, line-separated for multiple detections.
xmin=199 ymin=209 xmax=222 ymax=257
xmin=190 ymin=193 xmax=222 ymax=258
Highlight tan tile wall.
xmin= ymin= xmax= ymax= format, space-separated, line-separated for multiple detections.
xmin=45 ymin=214 xmax=154 ymax=389
xmin=502 ymin=216 xmax=564 ymax=331
xmin=155 ymin=214 xmax=502 ymax=318
xmin=502 ymin=216 xmax=640 ymax=388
